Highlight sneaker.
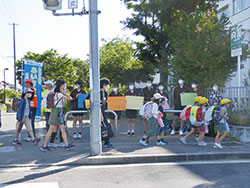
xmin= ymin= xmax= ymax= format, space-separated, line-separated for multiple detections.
xmin=40 ymin=145 xmax=51 ymax=152
xmin=65 ymin=143 xmax=74 ymax=151
xmin=127 ymin=131 xmax=131 ymax=136
xmin=48 ymin=142 xmax=58 ymax=147
xmin=77 ymin=133 xmax=82 ymax=139
xmin=33 ymin=138 xmax=41 ymax=145
xmin=57 ymin=142 xmax=65 ymax=147
xmin=0 ymin=143 xmax=4 ymax=147
xmin=195 ymin=137 xmax=200 ymax=143
xmin=170 ymin=130 xmax=176 ymax=135
xmin=214 ymin=142 xmax=223 ymax=149
xmin=103 ymin=141 xmax=113 ymax=148
xmin=24 ymin=137 xmax=33 ymax=142
xmin=180 ymin=137 xmax=187 ymax=144
xmin=198 ymin=141 xmax=207 ymax=147
xmin=12 ymin=140 xmax=21 ymax=146
xmin=156 ymin=141 xmax=166 ymax=146
xmin=179 ymin=130 xmax=184 ymax=136
xmin=131 ymin=132 xmax=135 ymax=136
xmin=139 ymin=139 xmax=148 ymax=146
xmin=73 ymin=133 xmax=78 ymax=139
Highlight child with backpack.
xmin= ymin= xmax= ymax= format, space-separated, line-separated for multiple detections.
xmin=40 ymin=79 xmax=74 ymax=151
xmin=180 ymin=97 xmax=208 ymax=146
xmin=158 ymin=97 xmax=167 ymax=144
xmin=139 ymin=93 xmax=165 ymax=146
xmin=213 ymin=98 xmax=231 ymax=149
xmin=12 ymin=88 xmax=41 ymax=146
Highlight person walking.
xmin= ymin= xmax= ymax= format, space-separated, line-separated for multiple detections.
xmin=171 ymin=77 xmax=189 ymax=135
xmin=23 ymin=79 xmax=38 ymax=141
xmin=70 ymin=80 xmax=86 ymax=139
xmin=0 ymin=101 xmax=4 ymax=147
xmin=13 ymin=88 xmax=40 ymax=146
xmin=141 ymin=79 xmax=155 ymax=132
xmin=40 ymin=79 xmax=74 ymax=152
xmin=125 ymin=83 xmax=139 ymax=136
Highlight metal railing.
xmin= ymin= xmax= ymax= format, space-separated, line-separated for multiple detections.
xmin=64 ymin=110 xmax=118 ymax=136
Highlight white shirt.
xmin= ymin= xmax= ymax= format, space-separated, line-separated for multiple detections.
xmin=151 ymin=102 xmax=159 ymax=119
xmin=42 ymin=88 xmax=54 ymax=108
xmin=54 ymin=92 xmax=64 ymax=108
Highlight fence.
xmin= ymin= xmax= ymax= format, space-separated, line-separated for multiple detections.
xmin=206 ymin=87 xmax=250 ymax=111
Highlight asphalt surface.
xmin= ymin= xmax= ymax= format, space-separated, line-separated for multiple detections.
xmin=1 ymin=112 xmax=250 ymax=167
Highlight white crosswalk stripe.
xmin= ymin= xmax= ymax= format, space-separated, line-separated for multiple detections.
xmin=0 ymin=182 xmax=59 ymax=188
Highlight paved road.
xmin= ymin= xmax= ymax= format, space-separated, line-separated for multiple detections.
xmin=1 ymin=160 xmax=250 ymax=188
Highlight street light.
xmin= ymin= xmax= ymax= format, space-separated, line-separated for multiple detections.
xmin=3 ymin=68 xmax=9 ymax=103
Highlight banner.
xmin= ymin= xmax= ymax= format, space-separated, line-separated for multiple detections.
xmin=107 ymin=96 xmax=126 ymax=111
xmin=126 ymin=96 xmax=144 ymax=110
xmin=77 ymin=94 xmax=89 ymax=109
xmin=23 ymin=60 xmax=43 ymax=121
xmin=181 ymin=93 xmax=197 ymax=106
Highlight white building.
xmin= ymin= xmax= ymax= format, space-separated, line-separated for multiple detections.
xmin=218 ymin=0 xmax=250 ymax=87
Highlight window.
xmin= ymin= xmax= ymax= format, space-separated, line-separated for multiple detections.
xmin=233 ymin=0 xmax=250 ymax=14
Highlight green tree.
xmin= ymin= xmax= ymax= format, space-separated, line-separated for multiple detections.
xmin=100 ymin=38 xmax=154 ymax=85
xmin=0 ymin=89 xmax=20 ymax=99
xmin=16 ymin=49 xmax=89 ymax=88
xmin=167 ymin=8 xmax=250 ymax=90
xmin=121 ymin=0 xmax=219 ymax=87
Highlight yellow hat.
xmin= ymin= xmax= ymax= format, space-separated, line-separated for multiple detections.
xmin=221 ymin=98 xmax=231 ymax=105
xmin=194 ymin=96 xmax=202 ymax=103
xmin=200 ymin=97 xmax=208 ymax=105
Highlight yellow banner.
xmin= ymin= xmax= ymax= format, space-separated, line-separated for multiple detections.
xmin=181 ymin=93 xmax=197 ymax=106
xmin=126 ymin=96 xmax=144 ymax=110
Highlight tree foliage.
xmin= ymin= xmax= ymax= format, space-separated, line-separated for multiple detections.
xmin=16 ymin=49 xmax=89 ymax=89
xmin=100 ymin=38 xmax=154 ymax=85
xmin=167 ymin=8 xmax=250 ymax=90
xmin=0 ymin=89 xmax=20 ymax=99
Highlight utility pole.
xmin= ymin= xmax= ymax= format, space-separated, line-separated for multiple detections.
xmin=89 ymin=0 xmax=101 ymax=155
xmin=9 ymin=23 xmax=18 ymax=90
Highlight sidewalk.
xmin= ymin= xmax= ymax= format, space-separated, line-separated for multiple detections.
xmin=1 ymin=113 xmax=250 ymax=167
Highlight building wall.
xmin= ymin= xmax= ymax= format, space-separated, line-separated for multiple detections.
xmin=218 ymin=0 xmax=250 ymax=87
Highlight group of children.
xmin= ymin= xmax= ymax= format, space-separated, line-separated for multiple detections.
xmin=139 ymin=93 xmax=231 ymax=149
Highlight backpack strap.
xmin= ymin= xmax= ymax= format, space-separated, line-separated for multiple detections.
xmin=55 ymin=92 xmax=63 ymax=107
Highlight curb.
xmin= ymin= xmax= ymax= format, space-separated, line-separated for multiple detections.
xmin=66 ymin=152 xmax=250 ymax=166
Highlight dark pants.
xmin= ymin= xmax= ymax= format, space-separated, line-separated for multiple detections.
xmin=29 ymin=107 xmax=37 ymax=138
xmin=44 ymin=112 xmax=51 ymax=131
xmin=102 ymin=110 xmax=110 ymax=144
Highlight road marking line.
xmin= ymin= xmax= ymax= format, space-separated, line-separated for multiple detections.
xmin=0 ymin=182 xmax=59 ymax=188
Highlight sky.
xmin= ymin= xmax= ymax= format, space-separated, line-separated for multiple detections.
xmin=0 ymin=0 xmax=142 ymax=86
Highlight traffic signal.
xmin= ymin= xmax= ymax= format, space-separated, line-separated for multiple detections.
xmin=43 ymin=0 xmax=62 ymax=11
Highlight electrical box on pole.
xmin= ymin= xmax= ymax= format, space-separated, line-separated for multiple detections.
xmin=43 ymin=0 xmax=62 ymax=11
xmin=68 ymin=0 xmax=78 ymax=9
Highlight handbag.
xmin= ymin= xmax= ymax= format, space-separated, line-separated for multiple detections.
xmin=101 ymin=121 xmax=114 ymax=141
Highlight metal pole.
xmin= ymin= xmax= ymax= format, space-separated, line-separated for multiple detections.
xmin=89 ymin=0 xmax=101 ymax=155
xmin=13 ymin=23 xmax=17 ymax=90
xmin=4 ymin=70 xmax=6 ymax=103
xmin=238 ymin=55 xmax=241 ymax=87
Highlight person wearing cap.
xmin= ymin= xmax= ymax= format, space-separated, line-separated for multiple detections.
xmin=180 ymin=97 xmax=208 ymax=146
xmin=190 ymin=80 xmax=202 ymax=96
xmin=139 ymin=93 xmax=165 ymax=146
xmin=108 ymin=83 xmax=123 ymax=132
xmin=12 ymin=88 xmax=41 ymax=146
xmin=70 ymin=80 xmax=86 ymax=139
xmin=171 ymin=77 xmax=189 ymax=136
xmin=42 ymin=80 xmax=54 ymax=132
xmin=23 ymin=79 xmax=38 ymax=141
xmin=213 ymin=98 xmax=231 ymax=149
xmin=141 ymin=79 xmax=156 ymax=132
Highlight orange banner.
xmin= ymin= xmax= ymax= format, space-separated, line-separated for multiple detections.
xmin=107 ymin=96 xmax=126 ymax=111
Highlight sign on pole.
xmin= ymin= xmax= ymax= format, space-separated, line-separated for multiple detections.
xmin=23 ymin=60 xmax=43 ymax=121
xmin=231 ymin=26 xmax=242 ymax=57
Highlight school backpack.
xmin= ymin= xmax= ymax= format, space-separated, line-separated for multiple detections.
xmin=46 ymin=92 xmax=62 ymax=109
xmin=180 ymin=105 xmax=192 ymax=121
xmin=139 ymin=101 xmax=153 ymax=119
xmin=189 ymin=106 xmax=203 ymax=127
xmin=211 ymin=106 xmax=222 ymax=123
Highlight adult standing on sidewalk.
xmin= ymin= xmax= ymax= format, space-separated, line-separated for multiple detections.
xmin=171 ymin=77 xmax=189 ymax=136
xmin=209 ymin=83 xmax=223 ymax=106
xmin=190 ymin=80 xmax=203 ymax=96
xmin=141 ymin=79 xmax=155 ymax=132
xmin=41 ymin=80 xmax=54 ymax=131
xmin=23 ymin=79 xmax=38 ymax=141
xmin=70 ymin=80 xmax=86 ymax=139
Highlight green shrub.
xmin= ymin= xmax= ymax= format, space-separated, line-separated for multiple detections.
xmin=228 ymin=111 xmax=250 ymax=126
